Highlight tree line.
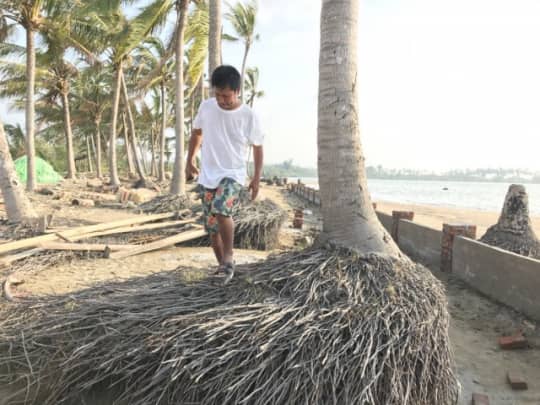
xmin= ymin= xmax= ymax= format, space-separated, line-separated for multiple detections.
xmin=0 ymin=0 xmax=263 ymax=195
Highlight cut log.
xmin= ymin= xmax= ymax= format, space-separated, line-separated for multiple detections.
xmin=71 ymin=198 xmax=95 ymax=207
xmin=109 ymin=227 xmax=206 ymax=259
xmin=0 ymin=212 xmax=179 ymax=255
xmin=38 ymin=242 xmax=135 ymax=252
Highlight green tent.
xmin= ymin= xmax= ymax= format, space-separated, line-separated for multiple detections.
xmin=14 ymin=156 xmax=63 ymax=185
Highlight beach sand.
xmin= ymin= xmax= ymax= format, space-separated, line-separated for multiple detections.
xmin=376 ymin=200 xmax=540 ymax=237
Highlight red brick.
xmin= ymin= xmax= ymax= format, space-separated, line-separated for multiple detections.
xmin=472 ymin=393 xmax=490 ymax=405
xmin=498 ymin=333 xmax=528 ymax=350
xmin=507 ymin=372 xmax=528 ymax=390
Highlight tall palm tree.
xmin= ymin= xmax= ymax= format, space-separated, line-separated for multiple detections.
xmin=0 ymin=114 xmax=37 ymax=223
xmin=0 ymin=0 xmax=59 ymax=191
xmin=318 ymin=0 xmax=395 ymax=252
xmin=208 ymin=0 xmax=221 ymax=95
xmin=244 ymin=66 xmax=263 ymax=107
xmin=225 ymin=0 xmax=258 ymax=101
xmin=72 ymin=66 xmax=111 ymax=179
xmin=170 ymin=0 xmax=190 ymax=195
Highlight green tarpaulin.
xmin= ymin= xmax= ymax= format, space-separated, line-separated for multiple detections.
xmin=14 ymin=156 xmax=63 ymax=185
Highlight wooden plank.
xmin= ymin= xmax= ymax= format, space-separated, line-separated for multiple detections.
xmin=0 ymin=212 xmax=178 ymax=256
xmin=0 ymin=248 xmax=44 ymax=268
xmin=77 ymin=218 xmax=197 ymax=240
xmin=109 ymin=228 xmax=206 ymax=260
xmin=38 ymin=242 xmax=135 ymax=252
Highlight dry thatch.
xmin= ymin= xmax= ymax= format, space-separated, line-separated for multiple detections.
xmin=138 ymin=194 xmax=192 ymax=214
xmin=0 ymin=247 xmax=458 ymax=405
xmin=192 ymin=199 xmax=287 ymax=251
xmin=480 ymin=184 xmax=540 ymax=259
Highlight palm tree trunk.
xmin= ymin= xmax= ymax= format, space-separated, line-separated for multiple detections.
xmin=86 ymin=136 xmax=93 ymax=173
xmin=150 ymin=128 xmax=157 ymax=177
xmin=94 ymin=118 xmax=102 ymax=178
xmin=0 ymin=115 xmax=37 ymax=223
xmin=109 ymin=62 xmax=123 ymax=186
xmin=122 ymin=111 xmax=135 ymax=176
xmin=120 ymin=72 xmax=146 ymax=181
xmin=159 ymin=81 xmax=166 ymax=181
xmin=239 ymin=43 xmax=250 ymax=103
xmin=25 ymin=27 xmax=37 ymax=191
xmin=61 ymin=91 xmax=77 ymax=179
xmin=171 ymin=0 xmax=189 ymax=195
xmin=317 ymin=0 xmax=398 ymax=255
xmin=208 ymin=0 xmax=222 ymax=97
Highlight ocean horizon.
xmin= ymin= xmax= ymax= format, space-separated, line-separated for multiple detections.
xmin=287 ymin=177 xmax=540 ymax=215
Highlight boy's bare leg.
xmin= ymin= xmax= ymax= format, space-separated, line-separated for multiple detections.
xmin=216 ymin=214 xmax=234 ymax=265
xmin=210 ymin=233 xmax=224 ymax=266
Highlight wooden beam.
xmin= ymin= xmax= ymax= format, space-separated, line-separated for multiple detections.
xmin=38 ymin=242 xmax=135 ymax=252
xmin=109 ymin=228 xmax=206 ymax=260
xmin=78 ymin=218 xmax=198 ymax=240
xmin=0 ymin=212 xmax=179 ymax=256
xmin=0 ymin=248 xmax=44 ymax=268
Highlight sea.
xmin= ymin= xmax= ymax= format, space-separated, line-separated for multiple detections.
xmin=286 ymin=177 xmax=540 ymax=215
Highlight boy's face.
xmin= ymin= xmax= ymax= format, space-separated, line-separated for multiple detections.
xmin=215 ymin=86 xmax=240 ymax=110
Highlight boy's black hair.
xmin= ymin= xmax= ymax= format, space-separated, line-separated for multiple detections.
xmin=211 ymin=65 xmax=241 ymax=91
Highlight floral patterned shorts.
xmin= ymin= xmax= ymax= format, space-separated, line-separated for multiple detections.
xmin=200 ymin=177 xmax=243 ymax=234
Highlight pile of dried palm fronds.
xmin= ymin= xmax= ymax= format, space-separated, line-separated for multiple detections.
xmin=192 ymin=199 xmax=287 ymax=250
xmin=233 ymin=199 xmax=287 ymax=250
xmin=0 ymin=247 xmax=458 ymax=405
xmin=138 ymin=194 xmax=192 ymax=214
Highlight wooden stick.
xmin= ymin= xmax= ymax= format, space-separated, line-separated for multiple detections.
xmin=0 ymin=212 xmax=179 ymax=255
xmin=109 ymin=228 xmax=206 ymax=260
xmin=38 ymin=242 xmax=135 ymax=252
xmin=0 ymin=248 xmax=44 ymax=268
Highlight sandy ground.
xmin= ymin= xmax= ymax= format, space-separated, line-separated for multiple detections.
xmin=1 ymin=183 xmax=540 ymax=404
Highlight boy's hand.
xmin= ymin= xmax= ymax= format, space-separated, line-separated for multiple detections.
xmin=185 ymin=161 xmax=199 ymax=181
xmin=248 ymin=178 xmax=260 ymax=200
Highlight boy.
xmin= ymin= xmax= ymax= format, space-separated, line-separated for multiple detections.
xmin=185 ymin=65 xmax=264 ymax=284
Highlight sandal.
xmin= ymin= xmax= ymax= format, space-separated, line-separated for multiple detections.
xmin=222 ymin=262 xmax=235 ymax=284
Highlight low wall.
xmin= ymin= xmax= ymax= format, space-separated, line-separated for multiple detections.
xmin=398 ymin=220 xmax=442 ymax=268
xmin=453 ymin=236 xmax=540 ymax=321
xmin=288 ymin=184 xmax=540 ymax=320
xmin=376 ymin=212 xmax=392 ymax=233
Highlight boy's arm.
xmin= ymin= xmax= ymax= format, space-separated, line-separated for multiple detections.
xmin=185 ymin=128 xmax=202 ymax=180
xmin=248 ymin=145 xmax=264 ymax=200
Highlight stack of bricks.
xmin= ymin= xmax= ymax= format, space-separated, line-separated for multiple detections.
xmin=391 ymin=211 xmax=414 ymax=243
xmin=440 ymin=224 xmax=476 ymax=272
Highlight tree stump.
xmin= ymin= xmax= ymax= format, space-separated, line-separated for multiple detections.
xmin=480 ymin=184 xmax=540 ymax=259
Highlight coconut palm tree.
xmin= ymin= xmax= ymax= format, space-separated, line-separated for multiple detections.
xmin=244 ymin=66 xmax=263 ymax=107
xmin=0 ymin=114 xmax=37 ymax=222
xmin=72 ymin=66 xmax=111 ymax=179
xmin=224 ymin=0 xmax=258 ymax=101
xmin=170 ymin=0 xmax=191 ymax=195
xmin=316 ymin=1 xmax=458 ymax=402
xmin=0 ymin=0 xmax=61 ymax=191
xmin=208 ymin=0 xmax=221 ymax=95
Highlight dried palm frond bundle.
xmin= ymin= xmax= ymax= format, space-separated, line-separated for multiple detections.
xmin=138 ymin=194 xmax=192 ymax=214
xmin=233 ymin=199 xmax=287 ymax=250
xmin=0 ymin=247 xmax=458 ymax=405
xmin=480 ymin=184 xmax=540 ymax=259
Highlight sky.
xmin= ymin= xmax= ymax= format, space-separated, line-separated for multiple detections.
xmin=2 ymin=0 xmax=540 ymax=171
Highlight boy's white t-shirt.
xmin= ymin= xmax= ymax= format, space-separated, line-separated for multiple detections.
xmin=193 ymin=98 xmax=264 ymax=189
